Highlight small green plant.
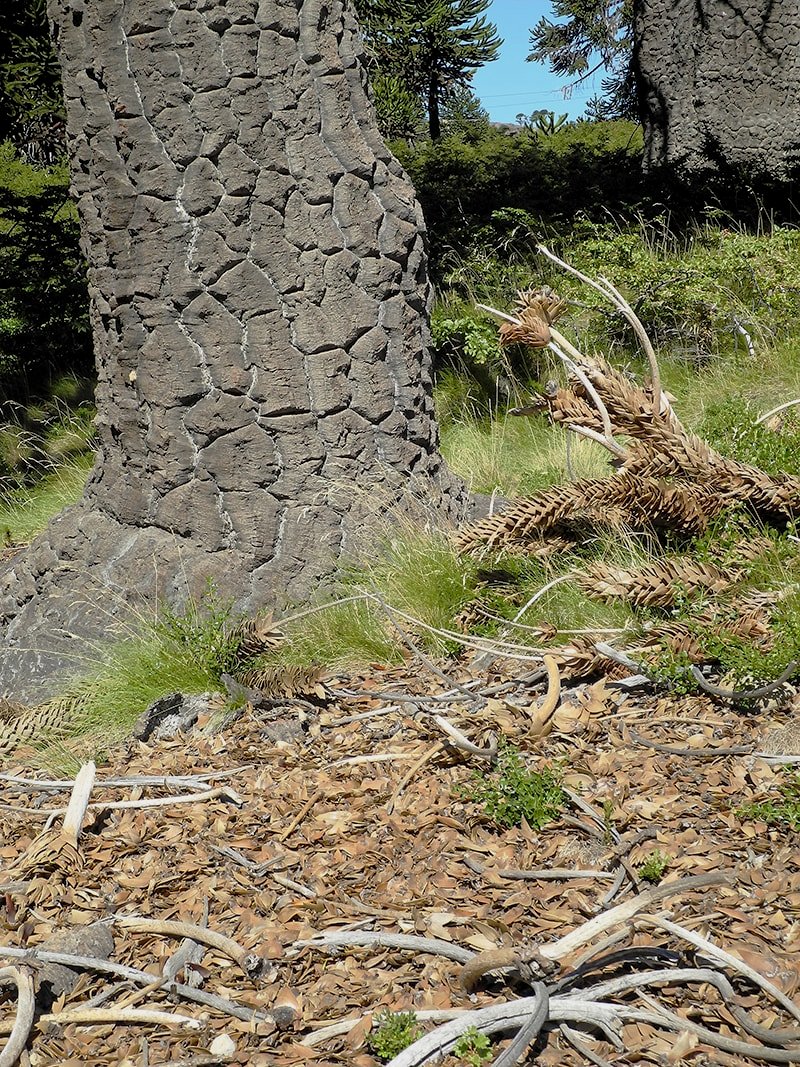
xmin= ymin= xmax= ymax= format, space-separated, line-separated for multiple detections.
xmin=367 ymin=1011 xmax=421 ymax=1061
xmin=453 ymin=1026 xmax=493 ymax=1065
xmin=738 ymin=768 xmax=800 ymax=831
xmin=154 ymin=579 xmax=243 ymax=682
xmin=463 ymin=742 xmax=565 ymax=829
xmin=637 ymin=850 xmax=669 ymax=883
xmin=602 ymin=798 xmax=616 ymax=844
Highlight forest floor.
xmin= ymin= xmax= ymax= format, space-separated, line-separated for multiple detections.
xmin=2 ymin=658 xmax=800 ymax=1066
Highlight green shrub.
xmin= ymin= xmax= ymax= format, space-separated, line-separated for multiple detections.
xmin=738 ymin=768 xmax=800 ymax=831
xmin=637 ymin=850 xmax=669 ymax=883
xmin=394 ymin=121 xmax=644 ymax=266
xmin=453 ymin=1026 xmax=493 ymax=1065
xmin=464 ymin=743 xmax=565 ymax=829
xmin=367 ymin=1011 xmax=421 ymax=1061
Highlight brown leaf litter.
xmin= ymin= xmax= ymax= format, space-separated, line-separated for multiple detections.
xmin=0 ymin=662 xmax=799 ymax=1065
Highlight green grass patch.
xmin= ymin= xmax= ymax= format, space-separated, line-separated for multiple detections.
xmin=257 ymin=527 xmax=482 ymax=671
xmin=0 ymin=451 xmax=92 ymax=543
xmin=440 ymin=413 xmax=612 ymax=498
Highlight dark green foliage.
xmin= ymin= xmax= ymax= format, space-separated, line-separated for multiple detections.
xmin=464 ymin=743 xmax=565 ymax=829
xmin=394 ymin=121 xmax=644 ymax=262
xmin=356 ymin=0 xmax=501 ymax=139
xmin=0 ymin=0 xmax=65 ymax=163
xmin=529 ymin=0 xmax=635 ymax=120
xmin=440 ymin=85 xmax=491 ymax=142
xmin=0 ymin=143 xmax=91 ymax=402
xmin=370 ymin=72 xmax=426 ymax=142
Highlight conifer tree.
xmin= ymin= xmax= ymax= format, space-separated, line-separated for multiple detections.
xmin=358 ymin=0 xmax=501 ymax=139
xmin=528 ymin=0 xmax=635 ymax=120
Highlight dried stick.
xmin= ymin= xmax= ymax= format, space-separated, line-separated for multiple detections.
xmin=539 ymin=871 xmax=732 ymax=963
xmin=691 ymin=662 xmax=798 ymax=702
xmin=636 ymin=913 xmax=800 ymax=1025
xmin=628 ymin=730 xmax=751 ymax=758
xmin=387 ymin=743 xmax=444 ymax=815
xmin=512 ymin=575 xmax=573 ymax=624
xmin=536 ymin=245 xmax=664 ymax=413
xmin=0 ymin=946 xmax=270 ymax=1024
xmin=278 ymin=788 xmax=323 ymax=843
xmin=756 ymin=398 xmax=800 ymax=425
xmin=292 ymin=931 xmax=474 ymax=965
xmin=0 ymin=768 xmax=250 ymax=793
xmin=7 ymin=785 xmax=244 ymax=818
xmin=0 ymin=967 xmax=35 ymax=1067
xmin=385 ymin=990 xmax=550 ymax=1067
xmin=491 ymin=985 xmax=548 ymax=1067
xmin=559 ymin=1024 xmax=617 ymax=1067
xmin=113 ymin=917 xmax=259 ymax=978
xmin=62 ymin=761 xmax=96 ymax=844
xmin=38 ymin=1007 xmax=202 ymax=1029
xmin=431 ymin=716 xmax=497 ymax=759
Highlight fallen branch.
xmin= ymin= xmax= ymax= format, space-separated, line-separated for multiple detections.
xmin=4 ymin=784 xmax=244 ymax=819
xmin=540 ymin=871 xmax=733 ymax=963
xmin=0 ymin=945 xmax=272 ymax=1024
xmin=292 ymin=930 xmax=474 ymax=965
xmin=0 ymin=967 xmax=35 ymax=1067
xmin=636 ymin=913 xmax=800 ymax=1025
xmin=112 ymin=917 xmax=261 ymax=978
xmin=38 ymin=1006 xmax=202 ymax=1029
xmin=691 ymin=662 xmax=798 ymax=702
xmin=628 ymin=729 xmax=752 ymax=758
xmin=387 ymin=743 xmax=445 ymax=814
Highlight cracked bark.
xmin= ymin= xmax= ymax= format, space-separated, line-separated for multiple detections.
xmin=635 ymin=0 xmax=800 ymax=187
xmin=0 ymin=0 xmax=467 ymax=701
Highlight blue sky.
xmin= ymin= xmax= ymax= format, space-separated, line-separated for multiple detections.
xmin=471 ymin=1 xmax=599 ymax=124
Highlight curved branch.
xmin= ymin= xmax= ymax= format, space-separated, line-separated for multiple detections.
xmin=755 ymin=398 xmax=800 ymax=426
xmin=0 ymin=967 xmax=35 ymax=1067
xmin=690 ymin=662 xmax=798 ymax=702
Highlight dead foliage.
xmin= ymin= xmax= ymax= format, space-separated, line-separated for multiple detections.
xmin=1 ymin=662 xmax=800 ymax=1065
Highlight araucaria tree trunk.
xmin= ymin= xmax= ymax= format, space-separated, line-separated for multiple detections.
xmin=0 ymin=0 xmax=466 ymax=700
xmin=634 ymin=0 xmax=800 ymax=189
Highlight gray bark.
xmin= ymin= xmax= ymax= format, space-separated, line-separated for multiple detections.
xmin=0 ymin=0 xmax=466 ymax=701
xmin=635 ymin=0 xmax=800 ymax=185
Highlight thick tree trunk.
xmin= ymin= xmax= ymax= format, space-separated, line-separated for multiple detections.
xmin=0 ymin=0 xmax=466 ymax=700
xmin=634 ymin=0 xmax=800 ymax=190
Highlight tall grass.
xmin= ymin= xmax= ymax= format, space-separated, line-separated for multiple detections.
xmin=0 ymin=452 xmax=92 ymax=543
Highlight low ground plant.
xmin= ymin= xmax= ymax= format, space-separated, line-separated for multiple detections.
xmin=738 ymin=768 xmax=800 ymax=831
xmin=638 ymin=850 xmax=670 ymax=883
xmin=367 ymin=1011 xmax=421 ymax=1061
xmin=452 ymin=1026 xmax=493 ymax=1065
xmin=463 ymin=743 xmax=565 ymax=829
